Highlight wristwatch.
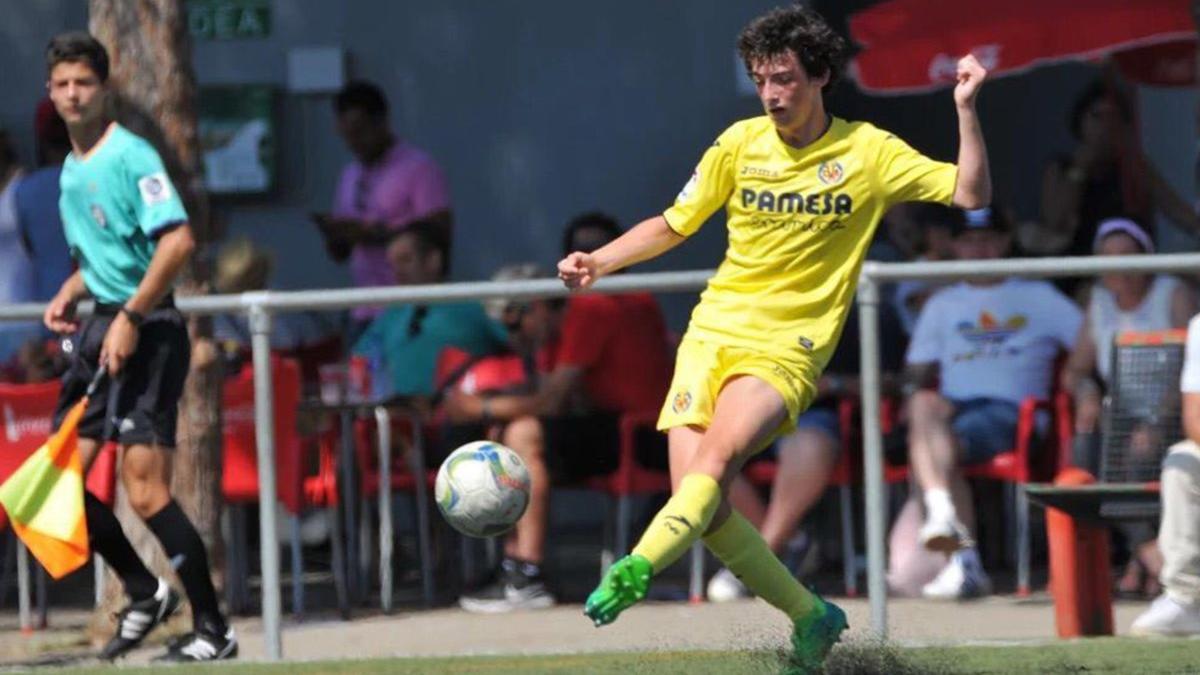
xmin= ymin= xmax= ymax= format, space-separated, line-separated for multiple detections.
xmin=120 ymin=306 xmax=145 ymax=327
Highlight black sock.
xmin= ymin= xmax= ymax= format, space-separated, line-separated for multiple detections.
xmin=145 ymin=500 xmax=225 ymax=633
xmin=84 ymin=491 xmax=158 ymax=601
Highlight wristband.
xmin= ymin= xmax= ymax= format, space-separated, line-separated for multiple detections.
xmin=120 ymin=306 xmax=145 ymax=328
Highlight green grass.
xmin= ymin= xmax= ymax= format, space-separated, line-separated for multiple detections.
xmin=34 ymin=638 xmax=1200 ymax=674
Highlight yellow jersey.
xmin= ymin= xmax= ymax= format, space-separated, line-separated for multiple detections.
xmin=663 ymin=115 xmax=957 ymax=369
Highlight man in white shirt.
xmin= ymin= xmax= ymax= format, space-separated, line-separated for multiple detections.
xmin=1131 ymin=313 xmax=1200 ymax=636
xmin=903 ymin=206 xmax=1082 ymax=599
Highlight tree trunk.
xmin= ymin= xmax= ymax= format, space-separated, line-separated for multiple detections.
xmin=87 ymin=0 xmax=224 ymax=639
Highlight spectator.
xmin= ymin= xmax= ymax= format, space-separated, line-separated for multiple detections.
xmin=445 ymin=212 xmax=673 ymax=613
xmin=211 ymin=237 xmax=342 ymax=368
xmin=710 ymin=302 xmax=908 ymax=601
xmin=1064 ymin=218 xmax=1196 ymax=597
xmin=901 ymin=206 xmax=1081 ymax=599
xmin=1067 ymin=218 xmax=1197 ymax=467
xmin=893 ymin=203 xmax=962 ymax=334
xmin=1028 ymin=80 xmax=1197 ymax=257
xmin=15 ymin=98 xmax=73 ymax=303
xmin=352 ymin=219 xmax=506 ymax=401
xmin=1130 ymin=313 xmax=1200 ymax=637
xmin=314 ymin=80 xmax=451 ymax=333
xmin=0 ymin=128 xmax=40 ymax=370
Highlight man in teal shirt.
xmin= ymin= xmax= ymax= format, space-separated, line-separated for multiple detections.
xmin=42 ymin=32 xmax=234 ymax=662
xmin=353 ymin=220 xmax=507 ymax=398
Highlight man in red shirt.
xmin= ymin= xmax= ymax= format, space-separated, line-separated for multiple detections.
xmin=444 ymin=213 xmax=672 ymax=612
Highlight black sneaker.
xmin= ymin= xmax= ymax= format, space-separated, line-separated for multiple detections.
xmin=100 ymin=578 xmax=180 ymax=660
xmin=153 ymin=626 xmax=238 ymax=662
xmin=458 ymin=559 xmax=556 ymax=613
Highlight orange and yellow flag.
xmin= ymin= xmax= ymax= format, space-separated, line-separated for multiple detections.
xmin=0 ymin=397 xmax=89 ymax=579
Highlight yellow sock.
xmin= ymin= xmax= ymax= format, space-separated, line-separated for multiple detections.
xmin=631 ymin=474 xmax=721 ymax=573
xmin=703 ymin=510 xmax=818 ymax=621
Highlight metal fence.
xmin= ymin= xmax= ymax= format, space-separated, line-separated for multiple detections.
xmin=4 ymin=252 xmax=1200 ymax=659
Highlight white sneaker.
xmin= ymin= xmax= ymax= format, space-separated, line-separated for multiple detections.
xmin=919 ymin=512 xmax=973 ymax=553
xmin=1130 ymin=594 xmax=1200 ymax=637
xmin=706 ymin=567 xmax=750 ymax=603
xmin=921 ymin=552 xmax=991 ymax=600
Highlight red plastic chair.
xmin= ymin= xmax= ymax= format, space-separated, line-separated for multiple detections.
xmin=582 ymin=410 xmax=707 ymax=601
xmin=329 ymin=352 xmax=437 ymax=611
xmin=884 ymin=384 xmax=1070 ymax=597
xmin=743 ymin=397 xmax=861 ymax=597
xmin=0 ymin=381 xmax=58 ymax=631
xmin=0 ymin=381 xmax=116 ymax=629
xmin=350 ymin=410 xmax=436 ymax=610
xmin=221 ymin=358 xmax=347 ymax=617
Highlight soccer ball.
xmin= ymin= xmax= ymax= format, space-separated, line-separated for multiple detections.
xmin=435 ymin=441 xmax=531 ymax=538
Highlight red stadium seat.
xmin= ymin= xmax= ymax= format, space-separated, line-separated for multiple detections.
xmin=583 ymin=410 xmax=706 ymax=602
xmin=0 ymin=381 xmax=114 ymax=629
xmin=884 ymin=373 xmax=1070 ymax=597
xmin=221 ymin=357 xmax=347 ymax=616
xmin=350 ymin=409 xmax=437 ymax=610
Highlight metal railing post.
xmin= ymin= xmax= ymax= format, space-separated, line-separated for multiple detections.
xmin=857 ymin=271 xmax=888 ymax=639
xmin=249 ymin=303 xmax=282 ymax=660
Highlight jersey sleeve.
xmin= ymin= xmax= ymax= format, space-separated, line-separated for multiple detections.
xmin=873 ymin=131 xmax=958 ymax=207
xmin=662 ymin=124 xmax=739 ymax=236
xmin=123 ymin=141 xmax=188 ymax=237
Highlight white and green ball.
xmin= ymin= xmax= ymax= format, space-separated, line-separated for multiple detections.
xmin=435 ymin=441 xmax=531 ymax=538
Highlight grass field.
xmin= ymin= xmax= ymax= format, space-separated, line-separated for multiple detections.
xmin=31 ymin=638 xmax=1200 ymax=674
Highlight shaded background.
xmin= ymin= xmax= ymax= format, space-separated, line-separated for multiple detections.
xmin=0 ymin=1 xmax=1193 ymax=329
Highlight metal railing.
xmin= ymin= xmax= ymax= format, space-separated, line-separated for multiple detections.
xmin=4 ymin=252 xmax=1199 ymax=659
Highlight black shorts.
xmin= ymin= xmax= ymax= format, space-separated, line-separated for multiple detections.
xmin=439 ymin=412 xmax=668 ymax=485
xmin=52 ymin=302 xmax=190 ymax=448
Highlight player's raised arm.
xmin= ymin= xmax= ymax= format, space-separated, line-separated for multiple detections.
xmin=557 ymin=215 xmax=684 ymax=290
xmin=951 ymin=54 xmax=991 ymax=209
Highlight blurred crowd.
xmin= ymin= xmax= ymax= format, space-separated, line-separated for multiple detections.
xmin=3 ymin=76 xmax=1199 ymax=629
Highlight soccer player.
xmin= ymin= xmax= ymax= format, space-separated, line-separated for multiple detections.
xmin=42 ymin=32 xmax=236 ymax=661
xmin=557 ymin=7 xmax=990 ymax=670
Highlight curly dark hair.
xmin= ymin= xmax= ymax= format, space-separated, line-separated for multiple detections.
xmin=45 ymin=32 xmax=109 ymax=83
xmin=737 ymin=6 xmax=848 ymax=94
xmin=561 ymin=211 xmax=622 ymax=256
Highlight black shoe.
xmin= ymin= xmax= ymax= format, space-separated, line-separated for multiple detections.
xmin=153 ymin=626 xmax=238 ymax=662
xmin=100 ymin=578 xmax=180 ymax=660
xmin=458 ymin=558 xmax=556 ymax=613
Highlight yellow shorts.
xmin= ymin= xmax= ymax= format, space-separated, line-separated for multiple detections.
xmin=656 ymin=338 xmax=820 ymax=442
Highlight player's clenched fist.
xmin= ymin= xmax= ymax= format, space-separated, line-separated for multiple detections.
xmin=954 ymin=54 xmax=987 ymax=108
xmin=558 ymin=251 xmax=598 ymax=290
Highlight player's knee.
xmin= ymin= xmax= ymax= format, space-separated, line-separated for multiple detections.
xmin=125 ymin=480 xmax=170 ymax=519
xmin=908 ymin=389 xmax=949 ymax=423
xmin=688 ymin=443 xmax=738 ymax=484
xmin=502 ymin=416 xmax=545 ymax=461
xmin=779 ymin=427 xmax=835 ymax=457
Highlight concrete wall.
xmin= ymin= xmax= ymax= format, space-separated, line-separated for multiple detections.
xmin=0 ymin=1 xmax=1192 ymax=328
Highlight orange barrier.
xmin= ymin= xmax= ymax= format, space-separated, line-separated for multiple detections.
xmin=1047 ymin=467 xmax=1114 ymax=637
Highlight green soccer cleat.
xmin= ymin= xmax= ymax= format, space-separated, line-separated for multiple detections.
xmin=583 ymin=554 xmax=652 ymax=627
xmin=786 ymin=596 xmax=848 ymax=674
